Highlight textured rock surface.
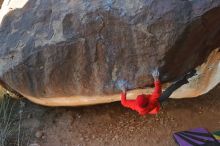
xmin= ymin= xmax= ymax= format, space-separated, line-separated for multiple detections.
xmin=0 ymin=0 xmax=220 ymax=106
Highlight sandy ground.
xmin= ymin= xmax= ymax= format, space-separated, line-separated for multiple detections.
xmin=5 ymin=84 xmax=220 ymax=146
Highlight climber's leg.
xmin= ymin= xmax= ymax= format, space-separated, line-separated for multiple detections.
xmin=159 ymin=69 xmax=197 ymax=103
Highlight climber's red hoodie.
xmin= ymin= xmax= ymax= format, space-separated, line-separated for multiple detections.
xmin=121 ymin=81 xmax=161 ymax=115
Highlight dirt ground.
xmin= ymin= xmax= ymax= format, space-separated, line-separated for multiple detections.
xmin=6 ymin=84 xmax=220 ymax=146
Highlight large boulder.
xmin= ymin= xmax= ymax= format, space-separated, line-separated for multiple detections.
xmin=0 ymin=0 xmax=219 ymax=106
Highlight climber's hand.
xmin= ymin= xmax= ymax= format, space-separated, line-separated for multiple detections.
xmin=119 ymin=84 xmax=126 ymax=93
xmin=152 ymin=68 xmax=160 ymax=81
xmin=117 ymin=80 xmax=127 ymax=93
xmin=121 ymin=86 xmax=127 ymax=93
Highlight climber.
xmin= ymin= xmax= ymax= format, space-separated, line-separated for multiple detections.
xmin=120 ymin=69 xmax=197 ymax=116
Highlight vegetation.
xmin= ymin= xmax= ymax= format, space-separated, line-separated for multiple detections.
xmin=0 ymin=94 xmax=17 ymax=146
xmin=0 ymin=93 xmax=28 ymax=146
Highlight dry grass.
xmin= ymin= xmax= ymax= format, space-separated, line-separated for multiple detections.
xmin=0 ymin=94 xmax=28 ymax=146
xmin=0 ymin=82 xmax=33 ymax=146
xmin=0 ymin=94 xmax=17 ymax=146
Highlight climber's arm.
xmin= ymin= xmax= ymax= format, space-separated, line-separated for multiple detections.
xmin=152 ymin=80 xmax=162 ymax=97
xmin=152 ymin=68 xmax=162 ymax=98
xmin=121 ymin=93 xmax=136 ymax=110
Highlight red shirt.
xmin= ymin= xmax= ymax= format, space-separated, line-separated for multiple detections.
xmin=121 ymin=81 xmax=162 ymax=115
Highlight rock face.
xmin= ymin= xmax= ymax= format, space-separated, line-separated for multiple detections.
xmin=0 ymin=0 xmax=220 ymax=106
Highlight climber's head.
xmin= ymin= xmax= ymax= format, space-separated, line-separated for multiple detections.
xmin=136 ymin=94 xmax=149 ymax=108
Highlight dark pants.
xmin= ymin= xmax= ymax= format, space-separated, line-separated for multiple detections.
xmin=159 ymin=69 xmax=197 ymax=103
xmin=159 ymin=77 xmax=189 ymax=103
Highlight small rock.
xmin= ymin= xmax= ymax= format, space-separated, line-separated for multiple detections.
xmin=170 ymin=117 xmax=174 ymax=121
xmin=79 ymin=137 xmax=84 ymax=141
xmin=129 ymin=127 xmax=134 ymax=132
xmin=76 ymin=114 xmax=81 ymax=119
xmin=99 ymin=137 xmax=103 ymax=142
xmin=29 ymin=143 xmax=40 ymax=146
xmin=114 ymin=135 xmax=119 ymax=139
xmin=42 ymin=135 xmax=46 ymax=139
xmin=27 ymin=113 xmax=33 ymax=119
xmin=35 ymin=131 xmax=43 ymax=138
